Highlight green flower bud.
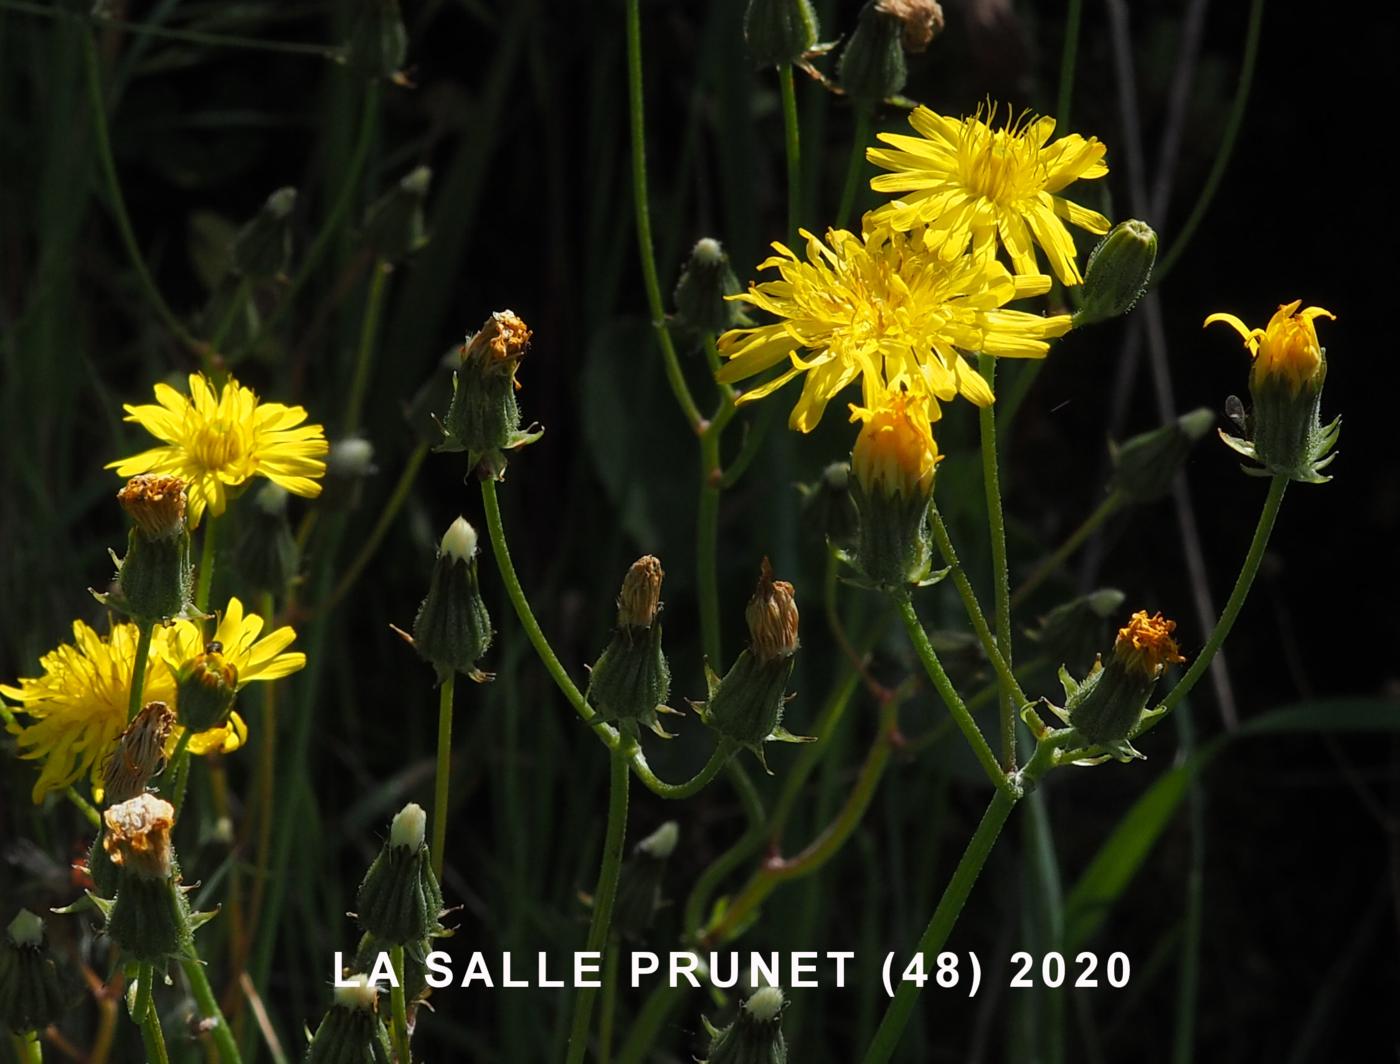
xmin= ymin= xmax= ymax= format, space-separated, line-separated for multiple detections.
xmin=1065 ymin=611 xmax=1185 ymax=746
xmin=100 ymin=475 xmax=197 ymax=624
xmin=588 ymin=557 xmax=676 ymax=738
xmin=1073 ymin=220 xmax=1157 ymax=327
xmin=175 ymin=645 xmax=239 ymax=733
xmin=695 ymin=562 xmax=812 ymax=770
xmin=674 ymin=238 xmax=743 ymax=335
xmin=362 ymin=168 xmax=430 ymax=262
xmin=798 ymin=462 xmax=859 ymax=551
xmin=744 ymin=0 xmax=818 ymax=66
xmin=435 ymin=310 xmax=543 ymax=475
xmin=0 ymin=910 xmax=70 ymax=1034
xmin=356 ymin=804 xmax=444 ymax=946
xmin=320 ymin=437 xmax=378 ymax=512
xmin=101 ymin=795 xmax=194 ymax=962
xmin=235 ymin=483 xmax=301 ymax=595
xmin=1108 ymin=407 xmax=1215 ymax=504
xmin=838 ymin=2 xmax=906 ymax=105
xmin=1027 ymin=589 xmax=1125 ymax=678
xmin=404 ymin=517 xmax=493 ymax=683
xmin=612 ymin=821 xmax=678 ymax=943
xmin=848 ymin=391 xmax=939 ymax=587
xmin=231 ymin=187 xmax=297 ymax=280
xmin=703 ymin=986 xmax=789 ymax=1064
xmin=345 ymin=0 xmax=408 ymax=82
xmin=305 ymin=974 xmax=393 ymax=1064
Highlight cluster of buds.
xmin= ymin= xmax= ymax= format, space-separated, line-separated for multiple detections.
xmin=399 ymin=517 xmax=493 ymax=683
xmin=1042 ymin=610 xmax=1187 ymax=761
xmin=0 ymin=910 xmax=69 ymax=1035
xmin=356 ymin=804 xmax=445 ymax=947
xmin=304 ymin=973 xmax=393 ymax=1063
xmin=611 ymin=821 xmax=679 ymax=943
xmin=98 ymin=474 xmax=197 ymax=623
xmin=694 ymin=561 xmax=811 ymax=770
xmin=838 ymin=0 xmax=945 ymax=105
xmin=436 ymin=310 xmax=543 ymax=476
xmin=702 ymin=986 xmax=789 ymax=1064
xmin=587 ymin=557 xmax=678 ymax=738
xmin=1206 ymin=301 xmax=1340 ymax=483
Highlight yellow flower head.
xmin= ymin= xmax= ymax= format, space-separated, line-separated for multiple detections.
xmin=1204 ymin=300 xmax=1335 ymax=395
xmin=866 ymin=102 xmax=1111 ymax=284
xmin=850 ymin=385 xmax=941 ymax=498
xmin=2 ymin=599 xmax=303 ymax=803
xmin=1112 ymin=610 xmax=1186 ymax=680
xmin=108 ymin=373 xmax=328 ymax=527
xmin=716 ymin=226 xmax=1071 ymax=431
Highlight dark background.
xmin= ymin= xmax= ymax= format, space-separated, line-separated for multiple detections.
xmin=1 ymin=0 xmax=1396 ymax=1060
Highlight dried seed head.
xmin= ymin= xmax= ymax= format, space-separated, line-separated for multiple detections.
xmin=745 ymin=559 xmax=799 ymax=664
xmin=618 ymin=556 xmax=664 ymax=629
xmin=103 ymin=794 xmax=176 ymax=880
xmin=117 ymin=475 xmax=187 ymax=539
xmin=875 ymin=0 xmax=944 ymax=52
xmin=103 ymin=701 xmax=176 ymax=805
xmin=440 ymin=517 xmax=479 ymax=563
xmin=390 ymin=803 xmax=427 ymax=850
xmin=744 ymin=985 xmax=786 ymax=1022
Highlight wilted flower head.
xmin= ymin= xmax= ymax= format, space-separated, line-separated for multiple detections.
xmin=1112 ymin=611 xmax=1185 ymax=680
xmin=618 ymin=556 xmax=664 ymax=629
xmin=103 ymin=793 xmax=176 ymax=880
xmin=745 ymin=559 xmax=799 ymax=664
xmin=463 ymin=310 xmax=532 ymax=377
xmin=102 ymin=701 xmax=176 ymax=805
xmin=117 ymin=474 xmax=187 ymax=539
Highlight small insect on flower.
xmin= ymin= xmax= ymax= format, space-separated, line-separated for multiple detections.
xmin=867 ymin=102 xmax=1111 ymax=284
xmin=108 ymin=372 xmax=328 ymax=527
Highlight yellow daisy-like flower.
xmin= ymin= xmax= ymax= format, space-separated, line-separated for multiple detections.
xmin=716 ymin=225 xmax=1071 ymax=431
xmin=866 ymin=103 xmax=1111 ymax=284
xmin=1 ymin=601 xmax=304 ymax=803
xmin=850 ymin=385 xmax=942 ymax=499
xmin=1204 ymin=300 xmax=1335 ymax=395
xmin=108 ymin=373 xmax=328 ymax=527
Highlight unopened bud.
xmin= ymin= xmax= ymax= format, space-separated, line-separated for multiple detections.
xmin=1074 ymin=220 xmax=1157 ymax=326
xmin=363 ymin=167 xmax=430 ymax=262
xmin=390 ymin=803 xmax=427 ymax=850
xmin=1066 ymin=610 xmax=1185 ymax=745
xmin=745 ymin=559 xmax=799 ymax=665
xmin=1027 ymin=589 xmax=1125 ymax=678
xmin=703 ymin=986 xmax=789 ymax=1064
xmin=175 ymin=645 xmax=239 ymax=733
xmin=612 ymin=821 xmax=679 ymax=943
xmin=102 ymin=701 xmax=175 ymax=805
xmin=849 ymin=389 xmax=939 ymax=587
xmin=405 ymin=517 xmax=493 ymax=683
xmin=231 ymin=186 xmax=297 ymax=279
xmin=307 ymin=973 xmax=392 ymax=1063
xmin=436 ymin=310 xmax=543 ymax=473
xmin=589 ymin=558 xmax=674 ymax=737
xmin=440 ymin=516 xmax=478 ymax=563
xmin=674 ymin=238 xmax=743 ymax=334
xmin=744 ymin=0 xmax=819 ymax=66
xmin=356 ymin=804 xmax=445 ymax=945
xmin=798 ymin=462 xmax=859 ymax=550
xmin=1108 ymin=407 xmax=1215 ymax=504
xmin=345 ymin=0 xmax=408 ymax=82
xmin=0 ymin=911 xmax=69 ymax=1035
xmin=838 ymin=1 xmax=907 ymax=104
xmin=102 ymin=476 xmax=196 ymax=623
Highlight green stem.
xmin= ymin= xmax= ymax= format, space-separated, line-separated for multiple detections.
xmin=12 ymin=1031 xmax=41 ymax=1064
xmin=179 ymin=950 xmax=243 ymax=1064
xmin=778 ymin=63 xmax=802 ymax=240
xmin=836 ymin=107 xmax=872 ymax=230
xmin=167 ymin=730 xmax=194 ymax=816
xmin=565 ymin=747 xmax=631 ymax=1064
xmin=598 ymin=937 xmax=620 ymax=1064
xmin=207 ymin=275 xmax=253 ymax=361
xmin=65 ymin=787 xmax=102 ymax=828
xmin=926 ymin=508 xmax=1026 ymax=709
xmin=1154 ymin=0 xmax=1265 ymax=284
xmin=195 ymin=516 xmax=220 ymax=613
xmin=1056 ymin=0 xmax=1084 ymax=130
xmin=81 ymin=31 xmax=197 ymax=351
xmin=683 ymin=762 xmax=767 ymax=941
xmin=343 ymin=259 xmax=391 ymax=434
xmin=431 ymin=674 xmax=455 ymax=881
xmin=1139 ymin=475 xmax=1287 ymax=732
xmin=894 ymin=593 xmax=1010 ymax=795
xmin=625 ymin=0 xmax=702 ymax=430
xmin=390 ymin=946 xmax=411 ymax=1063
xmin=135 ymin=962 xmax=171 ymax=1064
xmin=697 ymin=431 xmax=723 ymax=668
xmin=127 ymin=620 xmax=154 ymax=723
xmin=317 ymin=441 xmax=428 ymax=615
xmin=1011 ymin=491 xmax=1125 ymax=608
xmin=975 ymin=354 xmax=1016 ymax=772
xmin=626 ymin=738 xmax=732 ymax=800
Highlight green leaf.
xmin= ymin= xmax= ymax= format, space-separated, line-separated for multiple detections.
xmin=1236 ymin=698 xmax=1400 ymax=736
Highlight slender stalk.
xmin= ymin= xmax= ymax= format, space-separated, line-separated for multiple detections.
xmin=12 ymin=1031 xmax=41 ymax=1064
xmin=1011 ymin=491 xmax=1125 ymax=608
xmin=598 ymin=938 xmax=621 ymax=1064
xmin=626 ymin=738 xmax=732 ymax=800
xmin=625 ymin=0 xmax=703 ymax=430
xmin=697 ymin=430 xmax=723 ymax=667
xmin=1155 ymin=0 xmax=1266 ymax=284
xmin=167 ymin=730 xmax=195 ymax=815
xmin=566 ymin=748 xmax=631 ymax=1064
xmin=778 ymin=64 xmax=802 ymax=239
xmin=431 ymin=674 xmax=456 ymax=881
xmin=836 ymin=107 xmax=872 ymax=230
xmin=1056 ymin=0 xmax=1084 ymax=130
xmin=134 ymin=962 xmax=171 ymax=1064
xmin=1139 ymin=475 xmax=1287 ymax=731
xmin=81 ymin=32 xmax=197 ymax=350
xmin=195 ymin=516 xmax=220 ymax=613
xmin=245 ymin=591 xmax=280 ymax=941
xmin=975 ymin=354 xmax=1017 ymax=771
xmin=894 ymin=593 xmax=1009 ymax=795
xmin=390 ymin=946 xmax=411 ymax=1063
xmin=206 ymin=276 xmax=253 ymax=362
xmin=343 ymin=259 xmax=391 ymax=434
xmin=683 ymin=763 xmax=767 ymax=940
xmin=926 ymin=509 xmax=1026 ymax=709
xmin=126 ymin=621 xmax=154 ymax=723
xmin=66 ymin=787 xmax=102 ymax=828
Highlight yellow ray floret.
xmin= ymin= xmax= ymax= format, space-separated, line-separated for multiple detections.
xmin=108 ymin=373 xmax=328 ymax=527
xmin=1204 ymin=300 xmax=1335 ymax=394
xmin=866 ymin=102 xmax=1110 ymax=285
xmin=715 ymin=225 xmax=1071 ymax=431
xmin=850 ymin=385 xmax=942 ymax=498
xmin=1 ymin=601 xmax=305 ymax=803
